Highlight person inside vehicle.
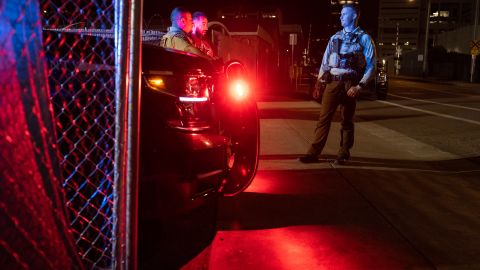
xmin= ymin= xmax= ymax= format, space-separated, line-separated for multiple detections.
xmin=299 ymin=4 xmax=376 ymax=165
xmin=191 ymin=11 xmax=214 ymax=58
xmin=160 ymin=7 xmax=212 ymax=59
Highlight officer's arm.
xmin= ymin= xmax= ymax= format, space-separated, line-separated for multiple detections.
xmin=317 ymin=37 xmax=333 ymax=80
xmin=172 ymin=37 xmax=213 ymax=60
xmin=358 ymin=34 xmax=376 ymax=86
xmin=313 ymin=39 xmax=333 ymax=99
xmin=183 ymin=44 xmax=213 ymax=60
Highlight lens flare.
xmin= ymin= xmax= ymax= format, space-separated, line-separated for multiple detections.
xmin=230 ymin=80 xmax=249 ymax=100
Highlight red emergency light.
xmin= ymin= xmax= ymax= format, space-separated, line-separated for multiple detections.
xmin=229 ymin=79 xmax=249 ymax=101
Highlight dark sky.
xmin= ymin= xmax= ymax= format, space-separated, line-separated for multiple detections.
xmin=144 ymin=0 xmax=379 ymax=38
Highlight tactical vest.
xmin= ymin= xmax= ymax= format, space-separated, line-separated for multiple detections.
xmin=330 ymin=28 xmax=367 ymax=75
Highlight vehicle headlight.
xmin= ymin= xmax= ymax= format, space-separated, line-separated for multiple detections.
xmin=144 ymin=73 xmax=212 ymax=98
xmin=144 ymin=72 xmax=214 ymax=132
xmin=145 ymin=76 xmax=167 ymax=91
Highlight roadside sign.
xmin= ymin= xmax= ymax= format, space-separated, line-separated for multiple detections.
xmin=471 ymin=40 xmax=480 ymax=56
xmin=289 ymin=33 xmax=297 ymax=46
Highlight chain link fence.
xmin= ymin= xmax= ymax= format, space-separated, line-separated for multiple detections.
xmin=1 ymin=0 xmax=85 ymax=269
xmin=0 ymin=0 xmax=140 ymax=268
xmin=41 ymin=0 xmax=117 ymax=268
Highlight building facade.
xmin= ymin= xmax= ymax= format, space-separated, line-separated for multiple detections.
xmin=377 ymin=0 xmax=421 ymax=58
xmin=377 ymin=0 xmax=475 ymax=58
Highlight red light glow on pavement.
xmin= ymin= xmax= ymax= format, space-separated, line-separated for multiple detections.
xmin=209 ymin=226 xmax=417 ymax=270
xmin=244 ymin=171 xmax=334 ymax=195
xmin=205 ymin=170 xmax=430 ymax=269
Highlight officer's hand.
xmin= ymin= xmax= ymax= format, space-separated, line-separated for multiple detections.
xmin=347 ymin=85 xmax=361 ymax=98
xmin=313 ymin=80 xmax=325 ymax=99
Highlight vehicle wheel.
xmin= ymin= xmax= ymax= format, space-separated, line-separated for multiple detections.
xmin=376 ymin=86 xmax=388 ymax=100
xmin=221 ymin=101 xmax=259 ymax=196
xmin=377 ymin=92 xmax=387 ymax=100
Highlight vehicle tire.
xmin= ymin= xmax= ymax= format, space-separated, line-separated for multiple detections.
xmin=376 ymin=85 xmax=388 ymax=100
xmin=221 ymin=101 xmax=259 ymax=196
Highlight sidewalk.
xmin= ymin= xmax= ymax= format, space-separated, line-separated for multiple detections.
xmin=204 ymin=98 xmax=442 ymax=270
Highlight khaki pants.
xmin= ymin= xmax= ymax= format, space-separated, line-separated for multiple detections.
xmin=307 ymin=80 xmax=357 ymax=157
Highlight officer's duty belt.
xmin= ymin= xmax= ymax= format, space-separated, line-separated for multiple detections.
xmin=331 ymin=73 xmax=357 ymax=81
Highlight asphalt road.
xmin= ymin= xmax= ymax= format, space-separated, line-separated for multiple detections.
xmin=199 ymin=78 xmax=480 ymax=269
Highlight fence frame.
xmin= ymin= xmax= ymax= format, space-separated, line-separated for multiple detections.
xmin=113 ymin=0 xmax=142 ymax=269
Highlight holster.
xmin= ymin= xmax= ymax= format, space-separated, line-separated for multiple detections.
xmin=314 ymin=79 xmax=326 ymax=91
xmin=313 ymin=79 xmax=326 ymax=100
xmin=320 ymin=71 xmax=332 ymax=84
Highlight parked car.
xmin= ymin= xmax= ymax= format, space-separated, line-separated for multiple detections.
xmin=42 ymin=23 xmax=259 ymax=268
xmin=374 ymin=60 xmax=388 ymax=100
xmin=139 ymin=44 xmax=259 ymax=215
xmin=138 ymin=44 xmax=260 ymax=268
xmin=358 ymin=60 xmax=389 ymax=100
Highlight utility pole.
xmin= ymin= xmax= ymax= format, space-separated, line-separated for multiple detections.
xmin=395 ymin=22 xmax=401 ymax=75
xmin=289 ymin=33 xmax=297 ymax=89
xmin=471 ymin=0 xmax=479 ymax=83
xmin=422 ymin=0 xmax=431 ymax=77
xmin=306 ymin=23 xmax=312 ymax=66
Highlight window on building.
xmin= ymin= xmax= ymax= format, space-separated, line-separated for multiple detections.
xmin=431 ymin=11 xmax=449 ymax=18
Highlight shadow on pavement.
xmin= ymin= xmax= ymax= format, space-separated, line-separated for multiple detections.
xmin=259 ymin=105 xmax=428 ymax=123
xmin=138 ymin=197 xmax=218 ymax=270
xmin=217 ymin=155 xmax=480 ymax=232
xmin=213 ymin=155 xmax=480 ymax=269
xmin=336 ymin=155 xmax=480 ymax=172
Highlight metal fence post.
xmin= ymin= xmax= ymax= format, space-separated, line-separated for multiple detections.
xmin=114 ymin=0 xmax=142 ymax=269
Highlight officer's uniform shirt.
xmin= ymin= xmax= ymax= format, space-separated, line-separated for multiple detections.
xmin=191 ymin=33 xmax=214 ymax=57
xmin=159 ymin=26 xmax=212 ymax=60
xmin=318 ymin=27 xmax=376 ymax=86
xmin=159 ymin=26 xmax=194 ymax=51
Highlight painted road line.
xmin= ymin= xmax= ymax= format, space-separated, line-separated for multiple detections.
xmin=377 ymin=100 xmax=480 ymax=126
xmin=388 ymin=93 xmax=480 ymax=112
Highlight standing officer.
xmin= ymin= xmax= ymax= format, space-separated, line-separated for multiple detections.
xmin=299 ymin=4 xmax=376 ymax=165
xmin=160 ymin=7 xmax=211 ymax=59
xmin=191 ymin=11 xmax=214 ymax=58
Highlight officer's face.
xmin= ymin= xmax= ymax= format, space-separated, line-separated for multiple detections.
xmin=340 ymin=7 xmax=356 ymax=28
xmin=193 ymin=16 xmax=208 ymax=36
xmin=179 ymin=12 xmax=193 ymax=33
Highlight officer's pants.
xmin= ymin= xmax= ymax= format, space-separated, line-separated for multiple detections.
xmin=307 ymin=80 xmax=356 ymax=157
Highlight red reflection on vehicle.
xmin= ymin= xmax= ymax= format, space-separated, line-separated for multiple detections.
xmin=240 ymin=167 xmax=248 ymax=177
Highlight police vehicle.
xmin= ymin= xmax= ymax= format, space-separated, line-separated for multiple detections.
xmin=139 ymin=44 xmax=259 ymax=218
xmin=138 ymin=35 xmax=260 ymax=268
